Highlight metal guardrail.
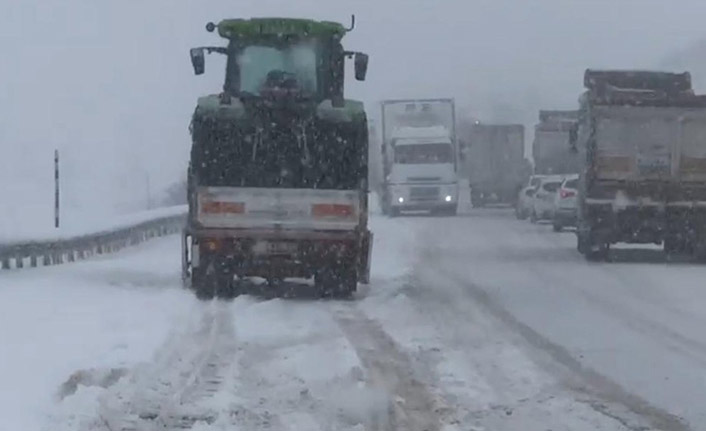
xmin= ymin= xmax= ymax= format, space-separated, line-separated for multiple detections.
xmin=0 ymin=213 xmax=185 ymax=270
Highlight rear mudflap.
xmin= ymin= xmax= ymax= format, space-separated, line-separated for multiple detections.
xmin=358 ymin=230 xmax=373 ymax=284
xmin=181 ymin=230 xmax=190 ymax=286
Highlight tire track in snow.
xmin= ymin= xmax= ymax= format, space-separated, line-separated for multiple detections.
xmin=96 ymin=301 xmax=238 ymax=431
xmin=435 ymin=266 xmax=691 ymax=431
xmin=414 ymin=213 xmax=690 ymax=431
xmin=517 ymin=217 xmax=706 ymax=367
xmin=206 ymin=298 xmax=379 ymax=431
xmin=334 ymin=306 xmax=445 ymax=431
xmin=496 ymin=220 xmax=705 ymax=429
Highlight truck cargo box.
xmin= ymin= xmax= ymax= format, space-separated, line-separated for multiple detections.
xmin=592 ymin=106 xmax=706 ymax=183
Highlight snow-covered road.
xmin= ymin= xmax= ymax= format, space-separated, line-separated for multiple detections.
xmin=4 ymin=209 xmax=706 ymax=430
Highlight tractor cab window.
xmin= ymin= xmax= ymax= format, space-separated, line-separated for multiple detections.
xmin=236 ymin=42 xmax=318 ymax=97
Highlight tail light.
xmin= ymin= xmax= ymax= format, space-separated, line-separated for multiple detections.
xmin=201 ymin=201 xmax=245 ymax=214
xmin=201 ymin=238 xmax=221 ymax=252
xmin=560 ymin=189 xmax=576 ymax=199
xmin=311 ymin=203 xmax=355 ymax=218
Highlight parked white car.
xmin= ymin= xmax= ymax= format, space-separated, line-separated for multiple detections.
xmin=530 ymin=175 xmax=565 ymax=223
xmin=515 ymin=175 xmax=544 ymax=220
xmin=552 ymin=175 xmax=579 ymax=231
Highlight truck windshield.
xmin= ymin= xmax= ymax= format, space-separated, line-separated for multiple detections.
xmin=394 ymin=143 xmax=453 ymax=164
xmin=236 ymin=42 xmax=318 ymax=96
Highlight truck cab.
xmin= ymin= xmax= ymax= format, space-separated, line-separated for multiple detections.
xmin=383 ymin=126 xmax=458 ymax=215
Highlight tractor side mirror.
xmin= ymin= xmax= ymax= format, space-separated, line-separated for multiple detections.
xmin=354 ymin=52 xmax=369 ymax=81
xmin=190 ymin=48 xmax=205 ymax=75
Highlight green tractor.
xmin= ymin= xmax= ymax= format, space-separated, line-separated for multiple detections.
xmin=183 ymin=17 xmax=373 ymax=299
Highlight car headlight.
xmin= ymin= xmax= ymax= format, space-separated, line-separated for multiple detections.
xmin=398 ymin=197 xmax=404 ymax=203
xmin=445 ymin=195 xmax=452 ymax=202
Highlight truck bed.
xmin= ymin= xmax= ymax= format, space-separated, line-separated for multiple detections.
xmin=592 ymin=106 xmax=706 ymax=183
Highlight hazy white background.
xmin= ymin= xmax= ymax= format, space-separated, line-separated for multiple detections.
xmin=3 ymin=0 xmax=706 ymax=237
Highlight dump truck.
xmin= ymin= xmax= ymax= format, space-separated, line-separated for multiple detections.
xmin=460 ymin=123 xmax=530 ymax=207
xmin=380 ymin=99 xmax=459 ymax=216
xmin=533 ymin=110 xmax=579 ymax=175
xmin=573 ymin=69 xmax=706 ymax=260
xmin=182 ymin=17 xmax=373 ymax=299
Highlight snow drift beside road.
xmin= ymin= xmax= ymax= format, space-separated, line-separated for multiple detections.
xmin=0 ymin=236 xmax=193 ymax=431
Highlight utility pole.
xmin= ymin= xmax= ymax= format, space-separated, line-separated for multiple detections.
xmin=54 ymin=149 xmax=60 ymax=228
xmin=145 ymin=172 xmax=152 ymax=210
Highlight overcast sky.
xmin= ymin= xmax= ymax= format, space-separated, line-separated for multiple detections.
xmin=3 ymin=0 xmax=706 ymax=220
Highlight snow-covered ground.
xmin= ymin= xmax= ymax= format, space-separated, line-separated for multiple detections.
xmin=0 ymin=236 xmax=193 ymax=431
xmin=4 ymin=210 xmax=706 ymax=430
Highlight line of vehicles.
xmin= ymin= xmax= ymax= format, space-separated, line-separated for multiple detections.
xmin=376 ymin=100 xmax=575 ymax=214
xmin=377 ymin=98 xmax=533 ymax=214
xmin=515 ymin=70 xmax=706 ymax=263
xmin=179 ymin=15 xmax=706 ymax=300
xmin=516 ymin=173 xmax=579 ymax=231
xmin=377 ymin=70 xmax=706 ymax=263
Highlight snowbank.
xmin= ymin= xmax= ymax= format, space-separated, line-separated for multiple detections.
xmin=0 ymin=235 xmax=193 ymax=431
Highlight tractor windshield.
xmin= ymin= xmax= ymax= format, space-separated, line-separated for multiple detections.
xmin=236 ymin=41 xmax=318 ymax=97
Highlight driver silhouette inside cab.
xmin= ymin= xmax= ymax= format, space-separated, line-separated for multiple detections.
xmin=260 ymin=70 xmax=301 ymax=95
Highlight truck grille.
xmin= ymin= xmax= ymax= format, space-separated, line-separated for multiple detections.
xmin=410 ymin=187 xmax=440 ymax=201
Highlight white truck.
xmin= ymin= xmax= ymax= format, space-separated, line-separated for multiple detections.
xmin=380 ymin=99 xmax=459 ymax=216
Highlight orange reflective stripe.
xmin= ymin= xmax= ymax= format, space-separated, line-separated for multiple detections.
xmin=311 ymin=203 xmax=354 ymax=217
xmin=201 ymin=201 xmax=245 ymax=214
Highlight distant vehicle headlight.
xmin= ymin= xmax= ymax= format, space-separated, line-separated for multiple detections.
xmin=445 ymin=195 xmax=452 ymax=202
xmin=398 ymin=197 xmax=404 ymax=203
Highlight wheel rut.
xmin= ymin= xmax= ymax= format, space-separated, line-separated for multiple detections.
xmin=334 ymin=306 xmax=445 ymax=431
xmin=438 ymin=267 xmax=691 ymax=431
